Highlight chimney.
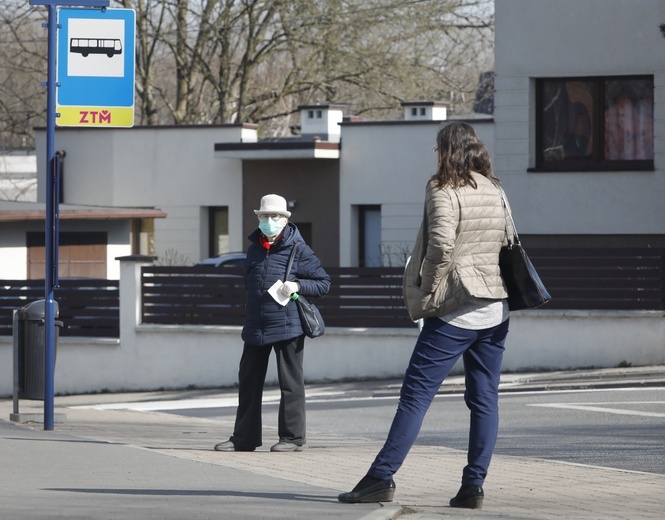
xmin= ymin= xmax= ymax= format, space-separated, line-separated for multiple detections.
xmin=401 ymin=101 xmax=449 ymax=121
xmin=298 ymin=104 xmax=345 ymax=143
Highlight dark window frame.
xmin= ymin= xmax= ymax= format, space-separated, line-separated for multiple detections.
xmin=208 ymin=206 xmax=229 ymax=258
xmin=533 ymin=75 xmax=654 ymax=172
xmin=358 ymin=205 xmax=381 ymax=268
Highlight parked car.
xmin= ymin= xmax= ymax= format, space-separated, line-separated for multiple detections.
xmin=196 ymin=252 xmax=247 ymax=268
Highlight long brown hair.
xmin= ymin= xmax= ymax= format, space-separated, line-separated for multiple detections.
xmin=431 ymin=122 xmax=498 ymax=189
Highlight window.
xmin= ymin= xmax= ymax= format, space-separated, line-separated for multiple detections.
xmin=358 ymin=205 xmax=381 ymax=267
xmin=208 ymin=206 xmax=229 ymax=257
xmin=131 ymin=219 xmax=154 ymax=256
xmin=536 ymin=76 xmax=653 ymax=171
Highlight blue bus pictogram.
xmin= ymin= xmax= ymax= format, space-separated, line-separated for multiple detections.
xmin=70 ymin=37 xmax=122 ymax=58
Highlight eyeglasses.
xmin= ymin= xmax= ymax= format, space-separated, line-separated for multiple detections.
xmin=257 ymin=214 xmax=285 ymax=221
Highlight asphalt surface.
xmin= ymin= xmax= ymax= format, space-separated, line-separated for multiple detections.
xmin=1 ymin=365 xmax=664 ymax=520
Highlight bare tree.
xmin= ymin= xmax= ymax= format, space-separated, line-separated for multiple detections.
xmin=1 ymin=0 xmax=494 ymax=142
xmin=114 ymin=0 xmax=493 ymax=132
xmin=0 ymin=1 xmax=47 ymax=150
xmin=116 ymin=0 xmax=166 ymax=125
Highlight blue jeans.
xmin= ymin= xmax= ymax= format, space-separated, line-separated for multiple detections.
xmin=368 ymin=317 xmax=509 ymax=486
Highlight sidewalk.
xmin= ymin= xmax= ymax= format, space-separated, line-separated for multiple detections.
xmin=1 ymin=366 xmax=664 ymax=520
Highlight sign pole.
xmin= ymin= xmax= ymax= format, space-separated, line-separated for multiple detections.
xmin=43 ymin=1 xmax=57 ymax=431
xmin=29 ymin=0 xmax=110 ymax=431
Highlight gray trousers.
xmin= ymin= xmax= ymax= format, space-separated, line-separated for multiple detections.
xmin=230 ymin=336 xmax=306 ymax=448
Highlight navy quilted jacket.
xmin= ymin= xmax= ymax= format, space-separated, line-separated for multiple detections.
xmin=241 ymin=223 xmax=330 ymax=346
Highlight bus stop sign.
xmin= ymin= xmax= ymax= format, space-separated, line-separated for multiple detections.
xmin=56 ymin=8 xmax=135 ymax=127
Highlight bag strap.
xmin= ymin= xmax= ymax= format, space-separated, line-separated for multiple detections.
xmin=417 ymin=201 xmax=429 ymax=268
xmin=493 ymin=182 xmax=520 ymax=247
xmin=284 ymin=241 xmax=302 ymax=280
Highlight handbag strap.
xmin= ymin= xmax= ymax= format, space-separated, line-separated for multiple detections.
xmin=284 ymin=241 xmax=302 ymax=280
xmin=493 ymin=182 xmax=520 ymax=247
xmin=417 ymin=201 xmax=429 ymax=266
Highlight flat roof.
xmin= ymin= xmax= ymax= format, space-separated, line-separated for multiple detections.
xmin=0 ymin=201 xmax=167 ymax=222
xmin=214 ymin=140 xmax=340 ymax=160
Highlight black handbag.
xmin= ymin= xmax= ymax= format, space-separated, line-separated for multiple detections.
xmin=285 ymin=242 xmax=325 ymax=338
xmin=496 ymin=186 xmax=552 ymax=311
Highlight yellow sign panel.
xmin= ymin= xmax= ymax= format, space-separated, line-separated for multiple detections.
xmin=57 ymin=106 xmax=134 ymax=127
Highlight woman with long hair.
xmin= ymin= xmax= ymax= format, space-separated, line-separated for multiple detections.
xmin=338 ymin=122 xmax=510 ymax=510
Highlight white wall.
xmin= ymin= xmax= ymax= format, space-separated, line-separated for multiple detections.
xmin=36 ymin=126 xmax=249 ymax=263
xmin=494 ymin=0 xmax=665 ymax=235
xmin=0 ymin=222 xmax=29 ymax=278
xmin=0 ymin=154 xmax=37 ymax=202
xmin=1 ymin=310 xmax=663 ymax=396
xmin=2 ymin=257 xmax=663 ymax=396
xmin=0 ymin=219 xmax=130 ymax=280
xmin=338 ymin=120 xmax=494 ymax=266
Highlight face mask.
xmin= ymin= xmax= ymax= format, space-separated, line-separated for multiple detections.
xmin=259 ymin=218 xmax=285 ymax=237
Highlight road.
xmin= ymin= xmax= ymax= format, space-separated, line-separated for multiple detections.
xmin=160 ymin=383 xmax=665 ymax=476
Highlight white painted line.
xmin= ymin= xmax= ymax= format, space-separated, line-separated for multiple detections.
xmin=528 ymin=402 xmax=665 ymax=418
xmin=71 ymin=389 xmax=665 ymax=414
xmin=501 ymin=387 xmax=665 ymax=397
xmin=72 ymin=396 xmax=241 ymax=411
xmin=70 ymin=390 xmax=350 ymax=412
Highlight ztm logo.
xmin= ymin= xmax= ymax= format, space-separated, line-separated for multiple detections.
xmin=79 ymin=110 xmax=112 ymax=124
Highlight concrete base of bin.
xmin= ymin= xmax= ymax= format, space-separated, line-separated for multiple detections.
xmin=9 ymin=412 xmax=67 ymax=424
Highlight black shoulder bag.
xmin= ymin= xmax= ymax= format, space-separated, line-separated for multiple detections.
xmin=285 ymin=242 xmax=325 ymax=338
xmin=496 ymin=185 xmax=552 ymax=311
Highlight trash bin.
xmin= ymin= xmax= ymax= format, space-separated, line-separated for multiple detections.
xmin=16 ymin=300 xmax=62 ymax=400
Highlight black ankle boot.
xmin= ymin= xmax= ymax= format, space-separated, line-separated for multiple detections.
xmin=450 ymin=485 xmax=484 ymax=509
xmin=338 ymin=475 xmax=396 ymax=503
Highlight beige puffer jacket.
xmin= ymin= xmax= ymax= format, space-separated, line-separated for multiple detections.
xmin=403 ymin=172 xmax=511 ymax=320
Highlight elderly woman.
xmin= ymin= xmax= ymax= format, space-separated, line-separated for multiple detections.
xmin=214 ymin=194 xmax=330 ymax=453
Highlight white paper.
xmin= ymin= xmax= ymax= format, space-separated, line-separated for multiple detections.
xmin=268 ymin=279 xmax=291 ymax=306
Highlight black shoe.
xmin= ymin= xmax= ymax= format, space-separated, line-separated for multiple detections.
xmin=213 ymin=440 xmax=255 ymax=452
xmin=449 ymin=485 xmax=484 ymax=509
xmin=338 ymin=475 xmax=396 ymax=504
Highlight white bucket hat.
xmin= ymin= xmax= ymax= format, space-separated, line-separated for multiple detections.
xmin=254 ymin=194 xmax=291 ymax=217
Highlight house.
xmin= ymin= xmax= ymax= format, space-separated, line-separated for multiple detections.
xmin=1 ymin=143 xmax=167 ymax=281
xmin=0 ymin=200 xmax=165 ymax=279
xmin=493 ymin=0 xmax=664 ymax=254
xmin=213 ymin=105 xmax=344 ymax=267
xmin=5 ymin=0 xmax=663 ymax=280
xmin=22 ymin=124 xmax=253 ymax=279
xmin=24 ymin=104 xmax=486 ymax=274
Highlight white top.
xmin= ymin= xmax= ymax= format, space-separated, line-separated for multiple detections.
xmin=439 ymin=297 xmax=509 ymax=330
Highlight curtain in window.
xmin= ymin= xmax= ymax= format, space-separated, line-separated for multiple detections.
xmin=604 ymin=80 xmax=654 ymax=160
xmin=541 ymin=80 xmax=594 ymax=162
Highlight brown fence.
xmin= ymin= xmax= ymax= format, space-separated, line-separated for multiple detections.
xmin=0 ymin=278 xmax=119 ymax=337
xmin=141 ymin=266 xmax=247 ymax=327
xmin=141 ymin=248 xmax=665 ymax=328
xmin=2 ymin=248 xmax=662 ymax=338
xmin=140 ymin=266 xmax=415 ymax=328
xmin=531 ymin=247 xmax=665 ymax=310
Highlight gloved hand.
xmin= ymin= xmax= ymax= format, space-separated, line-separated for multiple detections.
xmin=280 ymin=281 xmax=299 ymax=297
